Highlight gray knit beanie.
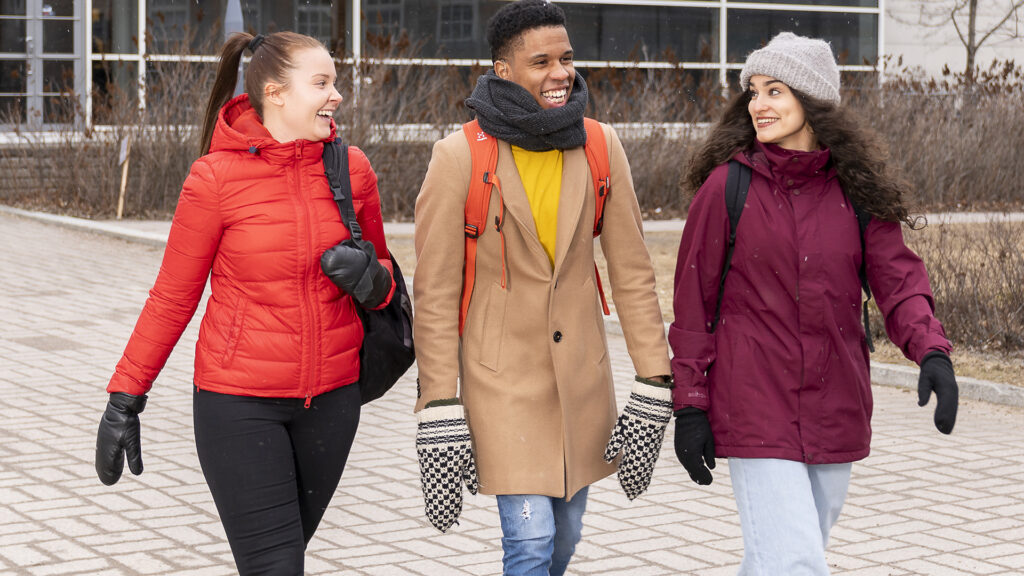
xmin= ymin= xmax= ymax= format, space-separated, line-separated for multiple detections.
xmin=740 ymin=32 xmax=841 ymax=106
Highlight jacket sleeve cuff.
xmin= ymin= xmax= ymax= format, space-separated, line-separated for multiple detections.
xmin=417 ymin=403 xmax=466 ymax=424
xmin=367 ymin=256 xmax=397 ymax=311
xmin=670 ymin=369 xmax=709 ymax=412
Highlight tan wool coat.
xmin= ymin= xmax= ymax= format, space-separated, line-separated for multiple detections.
xmin=413 ymin=121 xmax=671 ymax=499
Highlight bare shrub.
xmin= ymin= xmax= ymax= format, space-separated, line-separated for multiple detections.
xmin=866 ymin=217 xmax=1024 ymax=353
xmin=332 ymin=34 xmax=482 ymax=220
xmin=844 ymin=60 xmax=1024 ymax=211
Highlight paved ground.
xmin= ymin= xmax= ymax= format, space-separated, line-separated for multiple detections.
xmin=2 ymin=211 xmax=1024 ymax=575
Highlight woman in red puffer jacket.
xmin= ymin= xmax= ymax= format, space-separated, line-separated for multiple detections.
xmin=93 ymin=31 xmax=394 ymax=575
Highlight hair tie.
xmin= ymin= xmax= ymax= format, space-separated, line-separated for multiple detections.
xmin=248 ymin=34 xmax=265 ymax=53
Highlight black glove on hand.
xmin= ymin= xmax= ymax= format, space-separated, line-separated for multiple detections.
xmin=918 ymin=350 xmax=958 ymax=434
xmin=96 ymin=392 xmax=147 ymax=485
xmin=320 ymin=238 xmax=392 ymax=309
xmin=603 ymin=377 xmax=673 ymax=500
xmin=674 ymin=407 xmax=715 ymax=485
xmin=416 ymin=403 xmax=478 ymax=533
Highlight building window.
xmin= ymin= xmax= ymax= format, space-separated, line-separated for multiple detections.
xmin=439 ymin=1 xmax=474 ymax=43
xmin=147 ymin=0 xmax=229 ymax=54
xmin=727 ymin=9 xmax=878 ymax=65
xmin=365 ymin=0 xmax=403 ymax=41
xmin=296 ymin=0 xmax=332 ymax=46
xmin=562 ymin=4 xmax=718 ymax=63
xmin=732 ymin=0 xmax=878 ymax=6
xmin=92 ymin=0 xmax=139 ymax=54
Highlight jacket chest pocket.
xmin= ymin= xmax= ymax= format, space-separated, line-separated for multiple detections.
xmin=473 ymin=282 xmax=507 ymax=372
xmin=220 ymin=298 xmax=248 ymax=368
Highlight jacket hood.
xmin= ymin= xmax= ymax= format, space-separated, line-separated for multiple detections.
xmin=208 ymin=93 xmax=337 ymax=162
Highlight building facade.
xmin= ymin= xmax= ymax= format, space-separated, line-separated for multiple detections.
xmin=0 ymin=0 xmax=1019 ymax=131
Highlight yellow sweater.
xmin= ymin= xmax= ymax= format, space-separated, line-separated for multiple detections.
xmin=511 ymin=145 xmax=562 ymax=267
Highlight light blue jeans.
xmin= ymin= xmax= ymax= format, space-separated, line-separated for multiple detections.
xmin=729 ymin=458 xmax=853 ymax=576
xmin=495 ymin=486 xmax=589 ymax=576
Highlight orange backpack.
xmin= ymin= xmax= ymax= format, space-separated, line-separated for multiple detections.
xmin=459 ymin=118 xmax=611 ymax=335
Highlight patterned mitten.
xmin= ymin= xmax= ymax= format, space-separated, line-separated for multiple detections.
xmin=416 ymin=403 xmax=478 ymax=532
xmin=603 ymin=377 xmax=673 ymax=500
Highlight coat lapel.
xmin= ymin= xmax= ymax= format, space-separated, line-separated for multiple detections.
xmin=553 ymin=146 xmax=586 ymax=275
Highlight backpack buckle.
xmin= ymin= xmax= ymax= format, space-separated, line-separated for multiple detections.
xmin=465 ymin=224 xmax=481 ymax=239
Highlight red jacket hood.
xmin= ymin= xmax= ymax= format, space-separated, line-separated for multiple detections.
xmin=209 ymin=93 xmax=338 ymax=162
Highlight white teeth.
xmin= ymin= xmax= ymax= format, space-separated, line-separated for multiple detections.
xmin=317 ymin=110 xmax=333 ymax=117
xmin=542 ymin=89 xmax=567 ymax=101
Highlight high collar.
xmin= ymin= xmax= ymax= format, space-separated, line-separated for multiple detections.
xmin=736 ymin=140 xmax=836 ymax=190
xmin=207 ymin=93 xmax=337 ymax=165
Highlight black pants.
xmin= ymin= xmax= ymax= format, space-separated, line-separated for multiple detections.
xmin=193 ymin=383 xmax=360 ymax=576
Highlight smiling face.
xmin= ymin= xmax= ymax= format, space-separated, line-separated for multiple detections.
xmin=494 ymin=25 xmax=574 ymax=110
xmin=747 ymin=75 xmax=817 ymax=152
xmin=261 ymin=46 xmax=341 ymax=143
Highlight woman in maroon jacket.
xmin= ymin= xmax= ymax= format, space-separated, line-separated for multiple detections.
xmin=670 ymin=32 xmax=959 ymax=575
xmin=93 ymin=32 xmax=394 ymax=574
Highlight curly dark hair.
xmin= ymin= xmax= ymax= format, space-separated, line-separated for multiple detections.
xmin=684 ymin=89 xmax=919 ymax=227
xmin=487 ymin=0 xmax=566 ymax=62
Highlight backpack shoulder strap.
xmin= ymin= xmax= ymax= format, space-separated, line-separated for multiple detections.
xmin=724 ymin=160 xmax=750 ymax=247
xmin=582 ymin=118 xmax=611 ymax=236
xmin=459 ymin=119 xmax=502 ymax=336
xmin=712 ymin=160 xmax=751 ymax=331
xmin=583 ymin=118 xmax=612 ymax=315
xmin=851 ymin=199 xmax=875 ymax=352
xmin=322 ymin=138 xmax=361 ymax=240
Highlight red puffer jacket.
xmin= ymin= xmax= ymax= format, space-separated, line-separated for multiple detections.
xmin=107 ymin=94 xmax=394 ymax=403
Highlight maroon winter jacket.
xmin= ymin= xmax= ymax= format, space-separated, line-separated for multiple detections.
xmin=670 ymin=141 xmax=950 ymax=464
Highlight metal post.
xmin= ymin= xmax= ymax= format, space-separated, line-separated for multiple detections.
xmin=225 ymin=0 xmax=245 ymax=97
xmin=720 ymin=0 xmax=729 ymax=97
xmin=352 ymin=0 xmax=361 ymax=105
xmin=137 ymin=0 xmax=146 ymax=114
xmin=878 ymin=0 xmax=887 ymax=84
xmin=85 ymin=0 xmax=93 ymax=130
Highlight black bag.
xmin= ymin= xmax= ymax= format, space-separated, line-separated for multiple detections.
xmin=322 ymin=138 xmax=415 ymax=404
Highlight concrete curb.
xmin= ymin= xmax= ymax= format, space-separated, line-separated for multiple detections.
xmin=5 ymin=204 xmax=1020 ymax=408
xmin=0 ymin=205 xmax=171 ymax=247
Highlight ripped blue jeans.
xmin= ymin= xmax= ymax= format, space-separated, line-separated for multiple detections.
xmin=495 ymin=486 xmax=589 ymax=576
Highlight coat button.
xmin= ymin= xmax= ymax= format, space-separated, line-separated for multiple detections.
xmin=553 ymin=331 xmax=563 ymax=343
xmin=793 ymin=189 xmax=801 ymax=195
xmin=787 ymin=179 xmax=795 ymax=186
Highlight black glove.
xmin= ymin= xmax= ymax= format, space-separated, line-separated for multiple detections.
xmin=321 ymin=238 xmax=392 ymax=309
xmin=918 ymin=350 xmax=958 ymax=434
xmin=674 ymin=407 xmax=715 ymax=485
xmin=96 ymin=392 xmax=148 ymax=485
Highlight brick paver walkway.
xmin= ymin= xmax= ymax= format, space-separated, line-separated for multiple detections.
xmin=2 ymin=212 xmax=1023 ymax=575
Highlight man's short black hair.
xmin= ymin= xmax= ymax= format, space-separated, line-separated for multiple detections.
xmin=487 ymin=0 xmax=567 ymax=62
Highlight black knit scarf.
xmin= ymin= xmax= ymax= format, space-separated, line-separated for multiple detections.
xmin=464 ymin=70 xmax=588 ymax=151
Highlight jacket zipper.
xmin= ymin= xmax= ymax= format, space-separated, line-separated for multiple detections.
xmin=294 ymin=142 xmax=318 ymax=408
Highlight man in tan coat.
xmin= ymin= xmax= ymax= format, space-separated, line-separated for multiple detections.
xmin=413 ymin=1 xmax=673 ymax=574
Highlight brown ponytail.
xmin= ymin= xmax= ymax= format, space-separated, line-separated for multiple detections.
xmin=199 ymin=31 xmax=325 ymax=156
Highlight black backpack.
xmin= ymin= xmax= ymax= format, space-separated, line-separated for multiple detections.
xmin=714 ymin=160 xmax=875 ymax=352
xmin=322 ymin=138 xmax=416 ymax=404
